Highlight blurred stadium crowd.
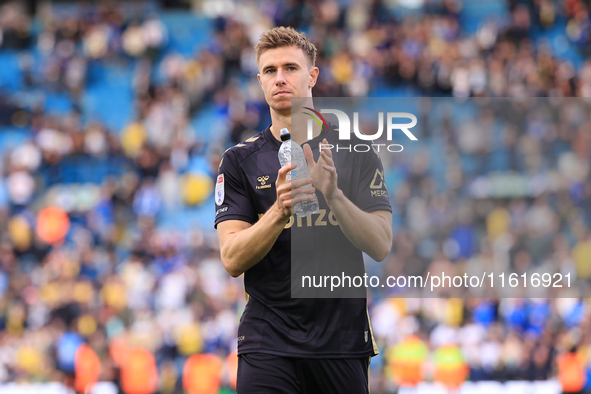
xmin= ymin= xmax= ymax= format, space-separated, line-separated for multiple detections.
xmin=0 ymin=0 xmax=591 ymax=393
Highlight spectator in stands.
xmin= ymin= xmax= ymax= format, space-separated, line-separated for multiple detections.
xmin=0 ymin=1 xmax=591 ymax=393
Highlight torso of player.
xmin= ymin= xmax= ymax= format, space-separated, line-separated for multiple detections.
xmin=214 ymin=124 xmax=390 ymax=358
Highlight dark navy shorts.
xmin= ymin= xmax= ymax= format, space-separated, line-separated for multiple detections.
xmin=237 ymin=353 xmax=371 ymax=394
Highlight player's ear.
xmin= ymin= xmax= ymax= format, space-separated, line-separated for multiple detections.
xmin=257 ymin=73 xmax=262 ymax=87
xmin=309 ymin=67 xmax=319 ymax=88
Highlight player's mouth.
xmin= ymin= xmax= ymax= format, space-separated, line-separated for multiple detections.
xmin=274 ymin=90 xmax=292 ymax=96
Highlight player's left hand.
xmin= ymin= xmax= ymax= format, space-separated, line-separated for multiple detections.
xmin=303 ymin=138 xmax=339 ymax=202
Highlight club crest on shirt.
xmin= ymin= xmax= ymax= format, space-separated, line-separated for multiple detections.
xmin=215 ymin=174 xmax=225 ymax=205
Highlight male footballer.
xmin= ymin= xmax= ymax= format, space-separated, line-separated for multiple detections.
xmin=214 ymin=26 xmax=392 ymax=393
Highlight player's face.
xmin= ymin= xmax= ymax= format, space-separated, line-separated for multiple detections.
xmin=257 ymin=46 xmax=318 ymax=114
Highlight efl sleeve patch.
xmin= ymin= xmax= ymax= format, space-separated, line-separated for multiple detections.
xmin=215 ymin=174 xmax=225 ymax=206
xmin=214 ymin=151 xmax=258 ymax=228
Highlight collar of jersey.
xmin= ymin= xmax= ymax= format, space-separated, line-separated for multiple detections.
xmin=264 ymin=123 xmax=332 ymax=150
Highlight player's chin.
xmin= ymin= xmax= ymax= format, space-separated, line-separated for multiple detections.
xmin=270 ymin=99 xmax=292 ymax=113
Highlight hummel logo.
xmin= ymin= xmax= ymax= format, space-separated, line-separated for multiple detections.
xmin=258 ymin=175 xmax=270 ymax=185
xmin=256 ymin=175 xmax=272 ymax=190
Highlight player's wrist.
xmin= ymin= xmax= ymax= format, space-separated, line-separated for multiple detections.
xmin=271 ymin=201 xmax=291 ymax=224
xmin=325 ymin=188 xmax=344 ymax=207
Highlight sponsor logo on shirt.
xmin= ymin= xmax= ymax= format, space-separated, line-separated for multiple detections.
xmin=370 ymin=169 xmax=388 ymax=197
xmin=256 ymin=175 xmax=272 ymax=190
xmin=216 ymin=207 xmax=228 ymax=216
xmin=258 ymin=209 xmax=339 ymax=229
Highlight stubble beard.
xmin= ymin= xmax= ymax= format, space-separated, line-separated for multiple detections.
xmin=270 ymin=97 xmax=292 ymax=117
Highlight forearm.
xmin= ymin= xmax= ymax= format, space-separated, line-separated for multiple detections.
xmin=327 ymin=190 xmax=392 ymax=261
xmin=221 ymin=203 xmax=288 ymax=277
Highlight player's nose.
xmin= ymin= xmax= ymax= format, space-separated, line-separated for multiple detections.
xmin=275 ymin=69 xmax=287 ymax=85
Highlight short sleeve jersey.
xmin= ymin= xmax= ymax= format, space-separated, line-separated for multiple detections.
xmin=214 ymin=124 xmax=391 ymax=358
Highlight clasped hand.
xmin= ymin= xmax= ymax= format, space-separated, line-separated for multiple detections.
xmin=303 ymin=138 xmax=339 ymax=202
xmin=274 ymin=138 xmax=339 ymax=219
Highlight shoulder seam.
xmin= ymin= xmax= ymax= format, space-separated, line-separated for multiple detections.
xmin=238 ymin=139 xmax=269 ymax=164
xmin=223 ymin=139 xmax=270 ymax=166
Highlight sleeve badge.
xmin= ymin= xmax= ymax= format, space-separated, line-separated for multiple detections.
xmin=215 ymin=174 xmax=225 ymax=206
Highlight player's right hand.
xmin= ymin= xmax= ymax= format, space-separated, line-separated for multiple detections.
xmin=275 ymin=163 xmax=315 ymax=219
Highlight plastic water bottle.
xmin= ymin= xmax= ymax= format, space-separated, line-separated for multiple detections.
xmin=278 ymin=128 xmax=319 ymax=217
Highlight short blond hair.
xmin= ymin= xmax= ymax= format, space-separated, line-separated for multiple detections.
xmin=255 ymin=26 xmax=317 ymax=68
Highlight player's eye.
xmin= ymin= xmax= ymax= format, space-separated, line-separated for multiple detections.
xmin=288 ymin=66 xmax=297 ymax=71
xmin=265 ymin=69 xmax=275 ymax=74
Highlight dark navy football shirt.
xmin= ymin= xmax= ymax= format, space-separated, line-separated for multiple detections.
xmin=214 ymin=124 xmax=391 ymax=358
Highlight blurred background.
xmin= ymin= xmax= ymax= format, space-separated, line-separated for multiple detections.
xmin=0 ymin=0 xmax=591 ymax=393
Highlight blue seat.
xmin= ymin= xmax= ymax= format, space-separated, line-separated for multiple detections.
xmin=160 ymin=12 xmax=213 ymax=56
xmin=82 ymin=63 xmax=134 ymax=132
xmin=532 ymin=18 xmax=583 ymax=68
xmin=460 ymin=0 xmax=508 ymax=34
xmin=157 ymin=195 xmax=215 ymax=231
xmin=44 ymin=91 xmax=74 ymax=115
xmin=0 ymin=51 xmax=23 ymax=91
xmin=0 ymin=127 xmax=33 ymax=151
xmin=191 ymin=104 xmax=228 ymax=145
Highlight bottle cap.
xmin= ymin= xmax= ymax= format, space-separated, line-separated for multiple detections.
xmin=280 ymin=128 xmax=291 ymax=141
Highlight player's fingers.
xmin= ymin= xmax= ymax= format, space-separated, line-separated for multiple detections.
xmin=278 ymin=163 xmax=295 ymax=180
xmin=322 ymin=139 xmax=332 ymax=158
xmin=291 ymin=193 xmax=316 ymax=205
xmin=322 ymin=164 xmax=337 ymax=175
xmin=320 ymin=151 xmax=334 ymax=166
xmin=277 ymin=183 xmax=292 ymax=197
xmin=291 ymin=177 xmax=314 ymax=189
xmin=291 ymin=186 xmax=315 ymax=196
xmin=303 ymin=144 xmax=315 ymax=166
xmin=279 ymin=187 xmax=293 ymax=203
